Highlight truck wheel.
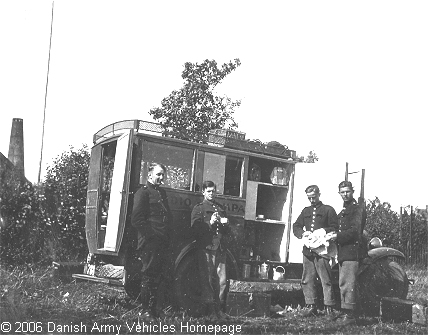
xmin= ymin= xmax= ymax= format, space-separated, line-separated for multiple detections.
xmin=358 ymin=259 xmax=409 ymax=316
xmin=174 ymin=253 xmax=205 ymax=316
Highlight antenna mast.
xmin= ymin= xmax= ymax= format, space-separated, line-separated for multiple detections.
xmin=38 ymin=1 xmax=54 ymax=184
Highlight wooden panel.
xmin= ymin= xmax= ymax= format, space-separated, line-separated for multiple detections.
xmin=381 ymin=297 xmax=428 ymax=325
xmin=226 ymin=292 xmax=271 ymax=317
xmin=86 ymin=145 xmax=102 ymax=254
xmin=245 ymin=181 xmax=258 ymax=220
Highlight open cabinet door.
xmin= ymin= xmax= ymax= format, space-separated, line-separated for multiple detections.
xmin=100 ymin=129 xmax=133 ymax=254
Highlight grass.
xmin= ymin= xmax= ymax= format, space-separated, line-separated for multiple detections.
xmin=0 ymin=264 xmax=427 ymax=335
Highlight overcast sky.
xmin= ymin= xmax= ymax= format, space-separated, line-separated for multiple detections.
xmin=1 ymin=1 xmax=427 ymax=212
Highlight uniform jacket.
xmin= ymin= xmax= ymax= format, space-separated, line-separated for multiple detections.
xmin=336 ymin=199 xmax=367 ymax=262
xmin=293 ymin=201 xmax=338 ymax=257
xmin=191 ymin=199 xmax=229 ymax=250
xmin=131 ymin=182 xmax=171 ymax=249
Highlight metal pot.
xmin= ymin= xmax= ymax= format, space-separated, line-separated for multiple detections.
xmin=273 ymin=266 xmax=285 ymax=281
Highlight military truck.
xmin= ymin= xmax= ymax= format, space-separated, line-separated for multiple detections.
xmin=72 ymin=119 xmax=409 ymax=316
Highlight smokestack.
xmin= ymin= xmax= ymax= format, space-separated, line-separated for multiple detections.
xmin=8 ymin=118 xmax=25 ymax=177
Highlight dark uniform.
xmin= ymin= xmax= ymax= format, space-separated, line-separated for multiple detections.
xmin=336 ymin=199 xmax=367 ymax=311
xmin=191 ymin=199 xmax=229 ymax=312
xmin=129 ymin=181 xmax=171 ymax=313
xmin=293 ymin=202 xmax=338 ymax=307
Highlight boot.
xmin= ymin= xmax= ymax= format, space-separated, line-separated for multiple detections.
xmin=215 ymin=303 xmax=231 ymax=320
xmin=336 ymin=309 xmax=357 ymax=326
xmin=138 ymin=281 xmax=157 ymax=322
xmin=325 ymin=306 xmax=341 ymax=320
xmin=206 ymin=303 xmax=219 ymax=322
xmin=301 ymin=304 xmax=318 ymax=317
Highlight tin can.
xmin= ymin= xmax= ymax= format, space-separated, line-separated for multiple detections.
xmin=242 ymin=264 xmax=251 ymax=278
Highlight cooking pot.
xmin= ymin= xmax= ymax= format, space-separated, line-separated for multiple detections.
xmin=273 ymin=266 xmax=285 ymax=281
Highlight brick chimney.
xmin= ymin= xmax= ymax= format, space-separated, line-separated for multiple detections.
xmin=8 ymin=118 xmax=25 ymax=177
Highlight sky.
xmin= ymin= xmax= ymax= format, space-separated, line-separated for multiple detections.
xmin=1 ymin=1 xmax=427 ymax=212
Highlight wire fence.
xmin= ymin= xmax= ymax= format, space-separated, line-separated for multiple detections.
xmin=402 ymin=243 xmax=428 ymax=268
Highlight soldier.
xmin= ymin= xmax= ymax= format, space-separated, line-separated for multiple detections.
xmin=130 ymin=163 xmax=171 ymax=321
xmin=191 ymin=181 xmax=230 ymax=320
xmin=293 ymin=185 xmax=338 ymax=317
xmin=326 ymin=181 xmax=367 ymax=326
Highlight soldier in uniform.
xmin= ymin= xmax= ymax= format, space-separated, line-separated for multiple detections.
xmin=293 ymin=185 xmax=338 ymax=317
xmin=327 ymin=180 xmax=367 ymax=326
xmin=129 ymin=163 xmax=171 ymax=321
xmin=191 ymin=181 xmax=230 ymax=320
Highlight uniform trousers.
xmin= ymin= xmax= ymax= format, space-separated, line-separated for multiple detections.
xmin=137 ymin=236 xmax=168 ymax=307
xmin=338 ymin=260 xmax=359 ymax=310
xmin=301 ymin=253 xmax=335 ymax=306
xmin=196 ymin=248 xmax=227 ymax=307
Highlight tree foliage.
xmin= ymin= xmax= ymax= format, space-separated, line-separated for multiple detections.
xmin=365 ymin=197 xmax=427 ymax=252
xmin=43 ymin=145 xmax=90 ymax=261
xmin=0 ymin=170 xmax=48 ymax=264
xmin=297 ymin=150 xmax=319 ymax=163
xmin=0 ymin=145 xmax=90 ymax=265
xmin=149 ymin=59 xmax=241 ymax=140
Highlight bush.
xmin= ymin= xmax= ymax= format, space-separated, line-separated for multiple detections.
xmin=43 ymin=145 xmax=90 ymax=261
xmin=365 ymin=197 xmax=427 ymax=252
xmin=1 ymin=145 xmax=90 ymax=266
xmin=0 ymin=170 xmax=49 ymax=265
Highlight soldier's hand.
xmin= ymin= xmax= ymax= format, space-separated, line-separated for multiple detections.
xmin=325 ymin=232 xmax=337 ymax=241
xmin=210 ymin=213 xmax=219 ymax=225
xmin=302 ymin=231 xmax=312 ymax=238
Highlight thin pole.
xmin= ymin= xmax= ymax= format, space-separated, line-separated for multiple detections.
xmin=399 ymin=206 xmax=402 ymax=244
xmin=409 ymin=206 xmax=413 ymax=263
xmin=345 ymin=162 xmax=348 ymax=181
xmin=38 ymin=1 xmax=54 ymax=184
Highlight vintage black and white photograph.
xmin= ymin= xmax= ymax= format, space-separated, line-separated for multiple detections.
xmin=0 ymin=1 xmax=427 ymax=334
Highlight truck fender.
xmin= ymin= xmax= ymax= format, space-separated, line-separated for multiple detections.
xmin=174 ymin=242 xmax=239 ymax=279
xmin=358 ymin=247 xmax=405 ymax=278
xmin=367 ymin=246 xmax=405 ymax=262
xmin=174 ymin=241 xmax=197 ymax=271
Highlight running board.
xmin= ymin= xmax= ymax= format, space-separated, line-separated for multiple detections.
xmin=72 ymin=273 xmax=123 ymax=286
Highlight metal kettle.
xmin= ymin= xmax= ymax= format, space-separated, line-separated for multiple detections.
xmin=259 ymin=262 xmax=269 ymax=279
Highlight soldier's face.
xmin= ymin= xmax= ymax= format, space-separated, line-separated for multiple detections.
xmin=306 ymin=191 xmax=320 ymax=206
xmin=148 ymin=166 xmax=165 ymax=186
xmin=203 ymin=186 xmax=216 ymax=201
xmin=339 ymin=186 xmax=354 ymax=202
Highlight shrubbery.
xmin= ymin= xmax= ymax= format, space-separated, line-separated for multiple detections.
xmin=0 ymin=145 xmax=90 ymax=265
xmin=365 ymin=197 xmax=427 ymax=253
xmin=0 ymin=170 xmax=48 ymax=264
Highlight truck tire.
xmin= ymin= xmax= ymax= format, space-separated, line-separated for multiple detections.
xmin=358 ymin=259 xmax=409 ymax=316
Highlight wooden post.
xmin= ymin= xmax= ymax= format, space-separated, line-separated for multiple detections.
xmin=399 ymin=207 xmax=402 ymax=245
xmin=359 ymin=169 xmax=365 ymax=205
xmin=345 ymin=162 xmax=349 ymax=181
xmin=409 ymin=206 xmax=413 ymax=263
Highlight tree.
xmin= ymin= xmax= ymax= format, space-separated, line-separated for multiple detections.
xmin=365 ymin=197 xmax=401 ymax=247
xmin=43 ymin=145 xmax=90 ymax=261
xmin=365 ymin=197 xmax=427 ymax=252
xmin=297 ymin=150 xmax=319 ymax=163
xmin=0 ymin=169 xmax=47 ymax=264
xmin=149 ymin=59 xmax=241 ymax=140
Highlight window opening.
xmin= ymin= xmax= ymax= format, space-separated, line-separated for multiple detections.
xmin=224 ymin=156 xmax=243 ymax=197
xmin=140 ymin=141 xmax=194 ymax=190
